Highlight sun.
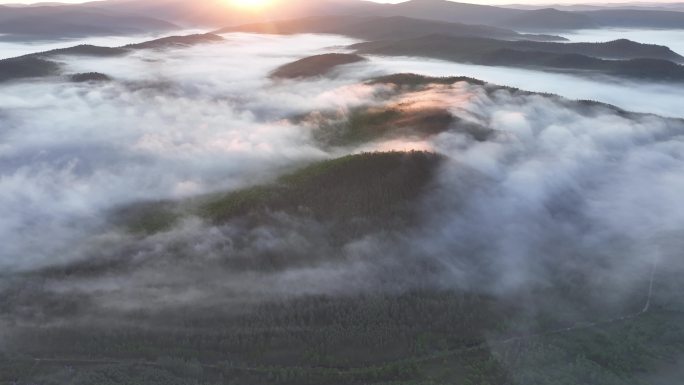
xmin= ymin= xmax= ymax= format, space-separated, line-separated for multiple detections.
xmin=230 ymin=0 xmax=272 ymax=9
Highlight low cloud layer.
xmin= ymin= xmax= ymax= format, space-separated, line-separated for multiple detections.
xmin=0 ymin=29 xmax=205 ymax=60
xmin=1 ymin=32 xmax=683 ymax=326
xmin=0 ymin=33 xmax=364 ymax=271
xmin=361 ymin=56 xmax=684 ymax=118
xmin=558 ymin=28 xmax=684 ymax=56
xmin=401 ymin=83 xmax=684 ymax=301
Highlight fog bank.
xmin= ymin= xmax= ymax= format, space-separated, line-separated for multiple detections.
xmin=363 ymin=56 xmax=684 ymax=118
xmin=0 ymin=33 xmax=361 ymax=271
xmin=558 ymin=28 xmax=684 ymax=56
xmin=0 ymin=29 xmax=206 ymax=60
xmin=1 ymin=32 xmax=683 ymax=315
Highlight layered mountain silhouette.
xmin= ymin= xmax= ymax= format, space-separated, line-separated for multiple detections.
xmin=85 ymin=0 xmax=684 ymax=30
xmin=354 ymin=36 xmax=683 ymax=62
xmin=220 ymin=15 xmax=566 ymax=41
xmin=0 ymin=33 xmax=223 ymax=83
xmin=4 ymin=0 xmax=684 ymax=39
xmin=270 ymin=53 xmax=367 ymax=79
xmin=353 ymin=35 xmax=684 ymax=81
xmin=0 ymin=5 xmax=178 ymax=39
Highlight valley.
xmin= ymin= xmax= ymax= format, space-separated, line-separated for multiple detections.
xmin=1 ymin=1 xmax=684 ymax=384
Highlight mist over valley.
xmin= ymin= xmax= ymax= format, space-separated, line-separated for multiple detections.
xmin=1 ymin=1 xmax=684 ymax=384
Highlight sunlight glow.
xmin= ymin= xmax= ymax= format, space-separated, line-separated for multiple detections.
xmin=230 ymin=0 xmax=272 ymax=9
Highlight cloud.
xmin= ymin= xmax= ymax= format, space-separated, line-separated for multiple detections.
xmin=558 ymin=28 xmax=684 ymax=57
xmin=1 ymin=33 xmax=684 ymax=330
xmin=359 ymin=55 xmax=684 ymax=118
xmin=0 ymin=33 xmax=362 ymax=271
xmin=395 ymin=82 xmax=684 ymax=312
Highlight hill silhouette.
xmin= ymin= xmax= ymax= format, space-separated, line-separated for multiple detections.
xmin=221 ymin=15 xmax=566 ymax=42
xmin=271 ymin=53 xmax=366 ymax=79
xmin=354 ymin=35 xmax=684 ymax=82
xmin=0 ymin=56 xmax=60 ymax=82
xmin=117 ymin=151 xmax=443 ymax=236
xmin=0 ymin=34 xmax=225 ymax=83
xmin=0 ymin=5 xmax=178 ymax=39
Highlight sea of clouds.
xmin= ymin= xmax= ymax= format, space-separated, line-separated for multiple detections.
xmin=0 ymin=32 xmax=683 ymax=320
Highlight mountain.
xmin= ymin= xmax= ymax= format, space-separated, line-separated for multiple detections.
xmin=581 ymin=9 xmax=684 ymax=28
xmin=500 ymin=38 xmax=682 ymax=62
xmin=85 ymin=0 xmax=383 ymax=27
xmin=503 ymin=3 xmax=684 ymax=12
xmin=37 ymin=45 xmax=130 ymax=57
xmin=377 ymin=0 xmax=524 ymax=25
xmin=7 ymin=0 xmax=684 ymax=36
xmin=7 ymin=73 xmax=684 ymax=384
xmin=0 ymin=33 xmax=224 ymax=83
xmin=502 ymin=8 xmax=598 ymax=30
xmin=70 ymin=0 xmax=597 ymax=31
xmin=124 ymin=33 xmax=224 ymax=49
xmin=353 ymin=35 xmax=683 ymax=62
xmin=0 ymin=5 xmax=179 ymax=39
xmin=118 ymin=151 xmax=443 ymax=236
xmin=270 ymin=53 xmax=367 ymax=79
xmin=370 ymin=0 xmax=684 ymax=31
xmin=353 ymin=35 xmax=684 ymax=82
xmin=69 ymin=72 xmax=112 ymax=82
xmin=220 ymin=15 xmax=567 ymax=42
xmin=0 ymin=56 xmax=60 ymax=82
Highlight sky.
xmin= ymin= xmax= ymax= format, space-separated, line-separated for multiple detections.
xmin=1 ymin=0 xmax=683 ymax=5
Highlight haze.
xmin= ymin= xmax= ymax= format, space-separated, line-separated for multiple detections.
xmin=2 ymin=0 xmax=684 ymax=384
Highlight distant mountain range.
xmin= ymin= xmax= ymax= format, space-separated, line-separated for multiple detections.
xmin=353 ymin=35 xmax=684 ymax=81
xmin=219 ymin=15 xmax=566 ymax=42
xmin=3 ymin=16 xmax=684 ymax=85
xmin=0 ymin=33 xmax=223 ymax=83
xmin=0 ymin=5 xmax=178 ymax=39
xmin=270 ymin=53 xmax=367 ymax=79
xmin=89 ymin=0 xmax=684 ymax=30
xmin=354 ymin=0 xmax=684 ymax=30
xmin=3 ymin=0 xmax=684 ymax=41
xmin=505 ymin=2 xmax=684 ymax=12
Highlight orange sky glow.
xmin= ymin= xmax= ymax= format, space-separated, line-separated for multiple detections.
xmin=2 ymin=0 xmax=683 ymax=4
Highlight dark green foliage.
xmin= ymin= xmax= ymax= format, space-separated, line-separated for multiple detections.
xmin=4 ymin=149 xmax=684 ymax=385
xmin=4 ymin=288 xmax=684 ymax=385
xmin=70 ymin=72 xmax=112 ymax=83
xmin=125 ymin=33 xmax=224 ymax=50
xmin=271 ymin=53 xmax=366 ymax=79
xmin=305 ymin=107 xmax=402 ymax=146
xmin=334 ymin=107 xmax=404 ymax=144
xmin=306 ymin=105 xmax=475 ymax=147
xmin=495 ymin=311 xmax=684 ymax=385
xmin=367 ymin=73 xmax=486 ymax=88
xmin=112 ymin=201 xmax=179 ymax=234
xmin=38 ymin=44 xmax=129 ymax=57
xmin=0 ymin=56 xmax=59 ymax=82
xmin=201 ymin=151 xmax=442 ymax=223
xmin=2 ymin=291 xmax=510 ymax=385
xmin=112 ymin=151 xmax=442 ymax=236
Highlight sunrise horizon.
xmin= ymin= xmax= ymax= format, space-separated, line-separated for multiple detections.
xmin=2 ymin=0 xmax=684 ymax=5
